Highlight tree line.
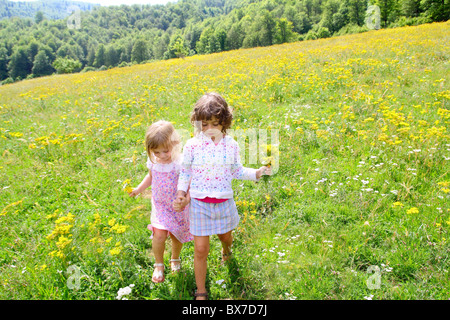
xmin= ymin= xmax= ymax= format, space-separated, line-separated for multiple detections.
xmin=0 ymin=0 xmax=448 ymax=84
xmin=0 ymin=0 xmax=98 ymax=20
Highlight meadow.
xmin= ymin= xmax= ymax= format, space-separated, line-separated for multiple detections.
xmin=0 ymin=21 xmax=449 ymax=300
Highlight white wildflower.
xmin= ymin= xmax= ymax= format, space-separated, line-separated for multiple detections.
xmin=116 ymin=284 xmax=135 ymax=300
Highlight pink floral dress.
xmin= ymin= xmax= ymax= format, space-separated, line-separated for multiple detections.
xmin=146 ymin=158 xmax=193 ymax=243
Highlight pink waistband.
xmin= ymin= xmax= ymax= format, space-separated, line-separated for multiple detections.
xmin=195 ymin=197 xmax=228 ymax=204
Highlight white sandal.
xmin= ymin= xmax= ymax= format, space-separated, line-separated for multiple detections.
xmin=170 ymin=258 xmax=181 ymax=272
xmin=152 ymin=263 xmax=165 ymax=283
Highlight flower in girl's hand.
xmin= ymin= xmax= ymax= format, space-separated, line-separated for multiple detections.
xmin=123 ymin=179 xmax=133 ymax=194
xmin=261 ymin=156 xmax=273 ymax=167
xmin=260 ymin=144 xmax=277 ymax=165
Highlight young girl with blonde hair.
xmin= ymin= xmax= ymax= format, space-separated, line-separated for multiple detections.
xmin=174 ymin=93 xmax=270 ymax=299
xmin=130 ymin=120 xmax=192 ymax=283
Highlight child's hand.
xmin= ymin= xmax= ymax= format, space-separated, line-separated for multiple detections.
xmin=128 ymin=187 xmax=140 ymax=197
xmin=173 ymin=197 xmax=181 ymax=211
xmin=178 ymin=196 xmax=190 ymax=210
xmin=173 ymin=196 xmax=185 ymax=212
xmin=256 ymin=166 xmax=272 ymax=180
xmin=173 ymin=190 xmax=190 ymax=212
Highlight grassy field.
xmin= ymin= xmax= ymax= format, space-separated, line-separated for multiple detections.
xmin=0 ymin=21 xmax=449 ymax=300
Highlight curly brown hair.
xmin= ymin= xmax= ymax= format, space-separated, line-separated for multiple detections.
xmin=190 ymin=92 xmax=233 ymax=134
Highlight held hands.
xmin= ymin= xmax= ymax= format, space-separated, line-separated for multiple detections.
xmin=173 ymin=191 xmax=190 ymax=212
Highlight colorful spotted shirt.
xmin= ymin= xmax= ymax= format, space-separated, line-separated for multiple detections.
xmin=177 ymin=132 xmax=258 ymax=199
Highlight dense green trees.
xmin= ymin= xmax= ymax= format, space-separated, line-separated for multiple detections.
xmin=32 ymin=49 xmax=54 ymax=76
xmin=131 ymin=39 xmax=150 ymax=63
xmin=8 ymin=47 xmax=32 ymax=80
xmin=421 ymin=0 xmax=450 ymax=21
xmin=0 ymin=0 xmax=98 ymax=20
xmin=52 ymin=56 xmax=82 ymax=74
xmin=0 ymin=0 xmax=447 ymax=84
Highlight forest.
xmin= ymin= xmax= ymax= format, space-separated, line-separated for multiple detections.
xmin=0 ymin=0 xmax=98 ymax=20
xmin=0 ymin=0 xmax=448 ymax=84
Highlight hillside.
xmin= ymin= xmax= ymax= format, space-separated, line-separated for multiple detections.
xmin=1 ymin=0 xmax=448 ymax=84
xmin=0 ymin=22 xmax=449 ymax=300
xmin=0 ymin=0 xmax=99 ymax=20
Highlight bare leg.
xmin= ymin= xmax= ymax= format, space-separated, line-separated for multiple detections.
xmin=169 ymin=233 xmax=183 ymax=271
xmin=217 ymin=230 xmax=233 ymax=262
xmin=152 ymin=228 xmax=167 ymax=282
xmin=193 ymin=235 xmax=210 ymax=300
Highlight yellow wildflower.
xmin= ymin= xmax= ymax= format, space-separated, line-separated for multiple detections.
xmin=56 ymin=235 xmax=72 ymax=249
xmin=109 ymin=241 xmax=123 ymax=256
xmin=406 ymin=207 xmax=419 ymax=214
xmin=111 ymin=223 xmax=128 ymax=234
xmin=46 ymin=209 xmax=59 ymax=219
xmin=109 ymin=247 xmax=121 ymax=255
xmin=437 ymin=181 xmax=449 ymax=187
xmin=123 ymin=179 xmax=133 ymax=193
xmin=108 ymin=218 xmax=116 ymax=226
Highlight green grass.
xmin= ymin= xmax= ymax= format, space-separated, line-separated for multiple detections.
xmin=0 ymin=22 xmax=449 ymax=300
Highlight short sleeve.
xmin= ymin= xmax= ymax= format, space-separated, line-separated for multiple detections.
xmin=146 ymin=157 xmax=153 ymax=170
xmin=173 ymin=155 xmax=183 ymax=174
xmin=177 ymin=141 xmax=193 ymax=192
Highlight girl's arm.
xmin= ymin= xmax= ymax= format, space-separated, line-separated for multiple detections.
xmin=177 ymin=143 xmax=193 ymax=194
xmin=230 ymin=143 xmax=263 ymax=181
xmin=129 ymin=170 xmax=152 ymax=197
xmin=233 ymin=164 xmax=270 ymax=181
xmin=180 ymin=187 xmax=191 ymax=208
xmin=174 ymin=178 xmax=191 ymax=212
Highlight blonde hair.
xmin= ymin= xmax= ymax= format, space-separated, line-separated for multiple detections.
xmin=145 ymin=120 xmax=181 ymax=163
